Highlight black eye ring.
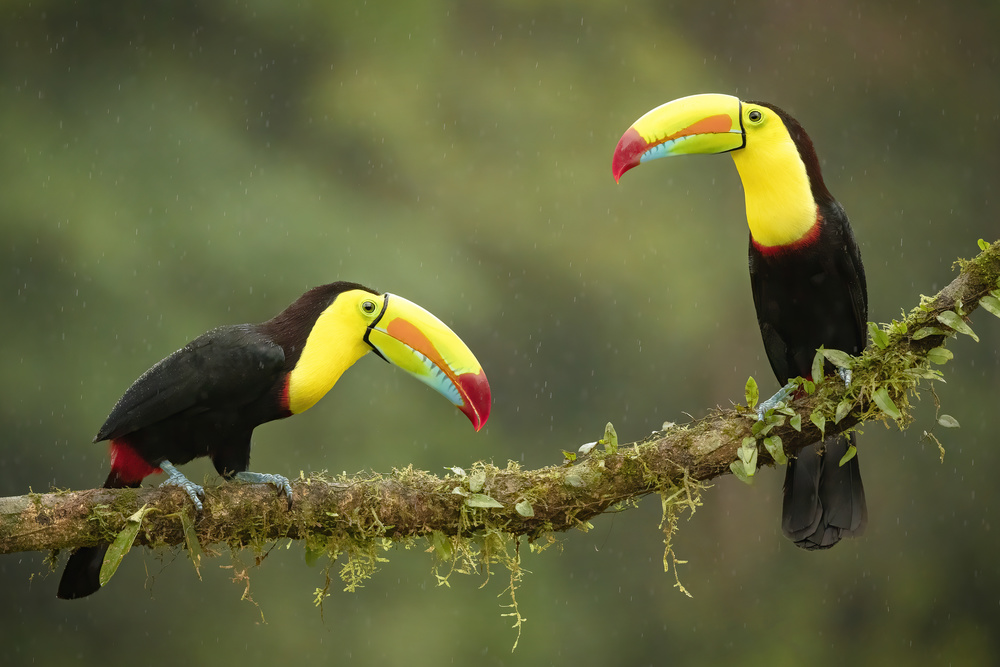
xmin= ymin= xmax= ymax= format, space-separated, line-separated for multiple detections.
xmin=361 ymin=300 xmax=377 ymax=314
xmin=748 ymin=109 xmax=763 ymax=123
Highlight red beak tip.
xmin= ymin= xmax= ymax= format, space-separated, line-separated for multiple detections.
xmin=611 ymin=127 xmax=647 ymax=183
xmin=461 ymin=404 xmax=489 ymax=432
xmin=457 ymin=372 xmax=491 ymax=432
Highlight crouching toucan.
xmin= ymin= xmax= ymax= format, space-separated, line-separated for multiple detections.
xmin=612 ymin=93 xmax=868 ymax=550
xmin=57 ymin=281 xmax=491 ymax=598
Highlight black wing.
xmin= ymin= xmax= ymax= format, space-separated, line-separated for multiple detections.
xmin=833 ymin=202 xmax=868 ymax=350
xmin=95 ymin=324 xmax=286 ymax=442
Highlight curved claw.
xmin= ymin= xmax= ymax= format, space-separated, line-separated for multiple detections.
xmin=234 ymin=471 xmax=294 ymax=509
xmin=159 ymin=460 xmax=205 ymax=512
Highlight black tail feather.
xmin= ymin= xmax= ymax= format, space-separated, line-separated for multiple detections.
xmin=57 ymin=545 xmax=110 ymax=599
xmin=56 ymin=471 xmax=141 ymax=599
xmin=781 ymin=433 xmax=867 ymax=550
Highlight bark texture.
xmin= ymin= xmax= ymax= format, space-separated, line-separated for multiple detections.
xmin=1 ymin=240 xmax=997 ymax=559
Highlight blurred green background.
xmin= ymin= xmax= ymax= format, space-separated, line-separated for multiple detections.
xmin=2 ymin=1 xmax=998 ymax=665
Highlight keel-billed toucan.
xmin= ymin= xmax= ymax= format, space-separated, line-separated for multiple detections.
xmin=57 ymin=282 xmax=491 ymax=599
xmin=612 ymin=93 xmax=868 ymax=550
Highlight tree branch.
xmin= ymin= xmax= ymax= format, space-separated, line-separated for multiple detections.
xmin=2 ymin=241 xmax=998 ymax=565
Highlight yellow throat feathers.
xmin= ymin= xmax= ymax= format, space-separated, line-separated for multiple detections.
xmin=730 ymin=114 xmax=818 ymax=248
xmin=286 ymin=293 xmax=373 ymax=414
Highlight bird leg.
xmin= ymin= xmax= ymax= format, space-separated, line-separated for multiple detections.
xmin=757 ymin=369 xmax=851 ymax=422
xmin=756 ymin=381 xmax=795 ymax=420
xmin=159 ymin=460 xmax=205 ymax=512
xmin=234 ymin=471 xmax=294 ymax=509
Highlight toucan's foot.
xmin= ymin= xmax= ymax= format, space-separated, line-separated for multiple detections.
xmin=234 ymin=471 xmax=294 ymax=509
xmin=756 ymin=382 xmax=795 ymax=421
xmin=839 ymin=367 xmax=852 ymax=386
xmin=159 ymin=460 xmax=205 ymax=512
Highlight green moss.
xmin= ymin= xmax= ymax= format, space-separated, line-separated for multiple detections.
xmin=56 ymin=241 xmax=1000 ymax=641
xmin=53 ymin=240 xmax=994 ymax=635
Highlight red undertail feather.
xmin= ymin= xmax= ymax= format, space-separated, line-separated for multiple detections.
xmin=108 ymin=440 xmax=160 ymax=486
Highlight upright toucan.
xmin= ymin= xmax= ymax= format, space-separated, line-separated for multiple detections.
xmin=57 ymin=281 xmax=491 ymax=599
xmin=612 ymin=93 xmax=868 ymax=550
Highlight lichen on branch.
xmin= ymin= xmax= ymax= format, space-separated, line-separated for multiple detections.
xmin=1 ymin=239 xmax=998 ymax=598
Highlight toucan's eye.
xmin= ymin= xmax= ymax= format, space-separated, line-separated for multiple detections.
xmin=361 ymin=300 xmax=378 ymax=315
xmin=748 ymin=109 xmax=763 ymax=123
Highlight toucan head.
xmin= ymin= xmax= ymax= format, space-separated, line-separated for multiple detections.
xmin=282 ymin=284 xmax=490 ymax=430
xmin=612 ymin=93 xmax=826 ymax=248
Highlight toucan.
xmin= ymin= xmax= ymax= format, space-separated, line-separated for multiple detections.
xmin=612 ymin=93 xmax=868 ymax=550
xmin=57 ymin=281 xmax=491 ymax=599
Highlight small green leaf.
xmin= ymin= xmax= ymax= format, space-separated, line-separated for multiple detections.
xmin=980 ymin=295 xmax=1000 ymax=318
xmin=810 ymin=411 xmax=826 ymax=439
xmin=820 ymin=348 xmax=855 ymax=370
xmin=744 ymin=446 xmax=758 ymax=475
xmin=868 ymin=322 xmax=889 ymax=349
xmin=811 ymin=350 xmax=825 ymax=386
xmin=466 ymin=493 xmax=504 ymax=508
xmin=802 ymin=379 xmax=816 ymax=395
xmin=751 ymin=419 xmax=778 ymax=437
xmin=978 ymin=238 xmax=989 ymax=251
xmin=834 ymin=399 xmax=853 ymax=424
xmin=904 ymin=367 xmax=945 ymax=381
xmin=99 ymin=505 xmax=152 ymax=588
xmin=926 ymin=346 xmax=953 ymax=365
xmin=304 ymin=544 xmax=325 ymax=567
xmin=448 ymin=466 xmax=466 ymax=477
xmin=745 ymin=377 xmax=759 ymax=409
xmin=763 ymin=435 xmax=787 ymax=465
xmin=730 ymin=460 xmax=752 ymax=484
xmin=429 ymin=530 xmax=453 ymax=560
xmin=564 ymin=473 xmax=586 ymax=488
xmin=789 ymin=413 xmax=802 ymax=432
xmin=839 ymin=444 xmax=858 ymax=466
xmin=912 ymin=326 xmax=947 ymax=340
xmin=602 ymin=422 xmax=619 ymax=453
xmin=873 ymin=387 xmax=902 ymax=420
xmin=468 ymin=469 xmax=486 ymax=493
xmin=179 ymin=510 xmax=204 ymax=579
xmin=737 ymin=438 xmax=758 ymax=477
xmin=937 ymin=311 xmax=979 ymax=342
xmin=515 ymin=499 xmax=535 ymax=517
xmin=937 ymin=414 xmax=960 ymax=428
xmin=561 ymin=450 xmax=577 ymax=463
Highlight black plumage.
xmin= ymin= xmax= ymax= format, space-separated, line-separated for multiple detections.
xmin=58 ymin=282 xmax=373 ymax=599
xmin=748 ymin=102 xmax=868 ymax=550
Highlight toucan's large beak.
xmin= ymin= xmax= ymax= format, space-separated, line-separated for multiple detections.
xmin=612 ymin=93 xmax=745 ymax=182
xmin=364 ymin=294 xmax=491 ymax=431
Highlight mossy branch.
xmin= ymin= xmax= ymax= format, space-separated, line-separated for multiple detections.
xmin=1 ymin=240 xmax=998 ymax=562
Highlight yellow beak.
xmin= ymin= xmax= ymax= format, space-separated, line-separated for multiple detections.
xmin=612 ymin=93 xmax=745 ymax=182
xmin=364 ymin=294 xmax=490 ymax=430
